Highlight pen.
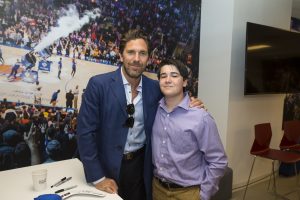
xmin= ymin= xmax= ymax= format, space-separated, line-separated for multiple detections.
xmin=51 ymin=177 xmax=66 ymax=188
xmin=60 ymin=192 xmax=71 ymax=198
xmin=55 ymin=185 xmax=77 ymax=193
xmin=55 ymin=177 xmax=72 ymax=187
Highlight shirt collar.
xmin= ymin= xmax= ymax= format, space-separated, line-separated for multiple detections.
xmin=159 ymin=92 xmax=190 ymax=112
xmin=120 ymin=67 xmax=143 ymax=91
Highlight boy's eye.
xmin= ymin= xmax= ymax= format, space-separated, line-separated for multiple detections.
xmin=171 ymin=72 xmax=179 ymax=77
xmin=159 ymin=72 xmax=180 ymax=79
xmin=159 ymin=73 xmax=167 ymax=78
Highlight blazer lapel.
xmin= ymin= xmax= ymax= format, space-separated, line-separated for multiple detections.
xmin=142 ymin=75 xmax=149 ymax=125
xmin=110 ymin=68 xmax=127 ymax=117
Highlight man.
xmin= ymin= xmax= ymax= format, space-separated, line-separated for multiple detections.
xmin=65 ymin=89 xmax=74 ymax=109
xmin=0 ymin=46 xmax=4 ymax=64
xmin=71 ymin=58 xmax=76 ymax=77
xmin=43 ymin=140 xmax=62 ymax=163
xmin=58 ymin=57 xmax=62 ymax=79
xmin=3 ymin=105 xmax=17 ymax=122
xmin=50 ymin=90 xmax=60 ymax=107
xmin=7 ymin=59 xmax=21 ymax=79
xmin=81 ymin=88 xmax=86 ymax=101
xmin=34 ymin=87 xmax=42 ymax=105
xmin=73 ymin=85 xmax=79 ymax=109
xmin=77 ymin=29 xmax=202 ymax=200
xmin=152 ymin=59 xmax=227 ymax=200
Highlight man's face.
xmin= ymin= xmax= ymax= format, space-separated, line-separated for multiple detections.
xmin=120 ymin=39 xmax=149 ymax=79
xmin=159 ymin=65 xmax=187 ymax=98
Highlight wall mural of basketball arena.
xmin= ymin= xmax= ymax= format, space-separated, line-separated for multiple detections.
xmin=282 ymin=17 xmax=300 ymax=125
xmin=0 ymin=0 xmax=201 ymax=170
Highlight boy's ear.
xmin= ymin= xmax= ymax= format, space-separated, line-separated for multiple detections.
xmin=183 ymin=79 xmax=188 ymax=87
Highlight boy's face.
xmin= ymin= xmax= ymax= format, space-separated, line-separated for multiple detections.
xmin=159 ymin=65 xmax=187 ymax=98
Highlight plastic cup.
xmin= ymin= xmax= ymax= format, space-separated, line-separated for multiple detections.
xmin=32 ymin=169 xmax=47 ymax=191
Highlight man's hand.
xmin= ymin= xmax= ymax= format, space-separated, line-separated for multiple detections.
xmin=189 ymin=96 xmax=206 ymax=110
xmin=94 ymin=178 xmax=118 ymax=194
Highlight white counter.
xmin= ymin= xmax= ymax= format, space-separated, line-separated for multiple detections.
xmin=0 ymin=158 xmax=122 ymax=200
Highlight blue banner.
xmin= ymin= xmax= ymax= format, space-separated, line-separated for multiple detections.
xmin=38 ymin=60 xmax=51 ymax=72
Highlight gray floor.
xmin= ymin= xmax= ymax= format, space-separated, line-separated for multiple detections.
xmin=232 ymin=175 xmax=300 ymax=200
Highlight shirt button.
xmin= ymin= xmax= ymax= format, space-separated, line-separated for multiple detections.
xmin=160 ymin=167 xmax=163 ymax=171
xmin=167 ymin=114 xmax=169 ymax=117
xmin=164 ymin=127 xmax=167 ymax=130
xmin=161 ymin=154 xmax=164 ymax=158
xmin=162 ymin=140 xmax=165 ymax=144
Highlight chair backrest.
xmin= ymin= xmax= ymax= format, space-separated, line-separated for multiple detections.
xmin=280 ymin=133 xmax=295 ymax=149
xmin=251 ymin=123 xmax=272 ymax=154
xmin=284 ymin=120 xmax=300 ymax=143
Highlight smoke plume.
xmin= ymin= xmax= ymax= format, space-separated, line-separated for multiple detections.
xmin=34 ymin=4 xmax=100 ymax=52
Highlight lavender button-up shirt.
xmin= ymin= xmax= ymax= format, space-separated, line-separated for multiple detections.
xmin=152 ymin=94 xmax=228 ymax=200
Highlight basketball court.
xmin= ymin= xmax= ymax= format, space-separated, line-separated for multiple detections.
xmin=0 ymin=45 xmax=157 ymax=108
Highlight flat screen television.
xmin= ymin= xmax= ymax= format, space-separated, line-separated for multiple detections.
xmin=244 ymin=22 xmax=300 ymax=95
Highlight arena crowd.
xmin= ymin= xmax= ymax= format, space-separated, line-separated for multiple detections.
xmin=0 ymin=98 xmax=78 ymax=170
xmin=0 ymin=0 xmax=200 ymax=95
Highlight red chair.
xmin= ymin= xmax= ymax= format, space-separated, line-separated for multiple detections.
xmin=280 ymin=120 xmax=300 ymax=151
xmin=243 ymin=123 xmax=300 ymax=200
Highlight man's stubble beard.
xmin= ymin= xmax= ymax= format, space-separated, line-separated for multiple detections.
xmin=123 ymin=64 xmax=145 ymax=79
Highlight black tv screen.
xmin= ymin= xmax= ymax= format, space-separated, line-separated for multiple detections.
xmin=245 ymin=22 xmax=300 ymax=95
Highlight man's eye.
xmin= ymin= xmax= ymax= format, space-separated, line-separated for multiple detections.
xmin=127 ymin=51 xmax=135 ymax=55
xmin=139 ymin=51 xmax=148 ymax=56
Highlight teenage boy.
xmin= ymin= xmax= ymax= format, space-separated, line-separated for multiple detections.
xmin=152 ymin=59 xmax=228 ymax=200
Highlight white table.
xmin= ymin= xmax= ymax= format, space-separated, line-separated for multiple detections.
xmin=0 ymin=158 xmax=123 ymax=200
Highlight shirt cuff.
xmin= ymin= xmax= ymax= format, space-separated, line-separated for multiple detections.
xmin=92 ymin=176 xmax=106 ymax=185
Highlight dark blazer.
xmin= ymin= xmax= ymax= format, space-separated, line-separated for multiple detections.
xmin=77 ymin=68 xmax=162 ymax=200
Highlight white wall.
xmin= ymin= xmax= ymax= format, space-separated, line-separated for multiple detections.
xmin=199 ymin=0 xmax=293 ymax=188
xmin=199 ymin=0 xmax=233 ymax=146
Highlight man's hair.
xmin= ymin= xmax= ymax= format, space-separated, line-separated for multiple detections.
xmin=157 ymin=59 xmax=189 ymax=80
xmin=119 ymin=29 xmax=150 ymax=54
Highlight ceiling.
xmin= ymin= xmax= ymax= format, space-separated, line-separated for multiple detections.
xmin=293 ymin=0 xmax=300 ymax=19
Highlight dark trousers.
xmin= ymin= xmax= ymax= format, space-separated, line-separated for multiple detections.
xmin=66 ymin=101 xmax=72 ymax=108
xmin=71 ymin=68 xmax=76 ymax=77
xmin=8 ymin=69 xmax=17 ymax=78
xmin=118 ymin=150 xmax=146 ymax=200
